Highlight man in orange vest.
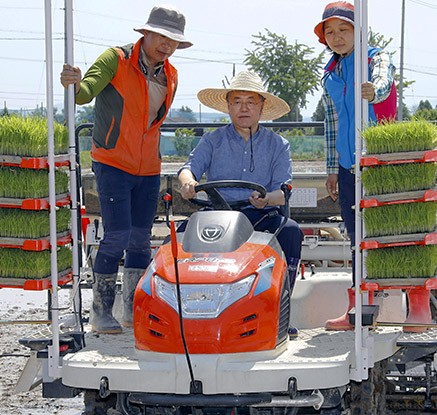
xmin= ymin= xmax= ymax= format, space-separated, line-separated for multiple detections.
xmin=61 ymin=5 xmax=192 ymax=334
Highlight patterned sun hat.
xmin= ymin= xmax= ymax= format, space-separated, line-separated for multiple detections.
xmin=314 ymin=1 xmax=354 ymax=45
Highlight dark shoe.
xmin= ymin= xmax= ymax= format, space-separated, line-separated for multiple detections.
xmin=288 ymin=326 xmax=299 ymax=339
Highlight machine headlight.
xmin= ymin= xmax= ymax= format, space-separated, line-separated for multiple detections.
xmin=154 ymin=274 xmax=256 ymax=319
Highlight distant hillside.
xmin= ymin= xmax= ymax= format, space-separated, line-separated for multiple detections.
xmin=198 ymin=112 xmax=229 ymax=123
xmin=166 ymin=108 xmax=228 ymax=123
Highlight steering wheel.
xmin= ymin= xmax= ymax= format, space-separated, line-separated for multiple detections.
xmin=190 ymin=180 xmax=267 ymax=211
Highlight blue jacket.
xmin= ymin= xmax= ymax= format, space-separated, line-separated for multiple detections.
xmin=323 ymin=47 xmax=396 ymax=169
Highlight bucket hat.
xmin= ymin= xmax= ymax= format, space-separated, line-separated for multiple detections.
xmin=197 ymin=71 xmax=290 ymax=121
xmin=314 ymin=1 xmax=354 ymax=45
xmin=134 ymin=5 xmax=193 ymax=49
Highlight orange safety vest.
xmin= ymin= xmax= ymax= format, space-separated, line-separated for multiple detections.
xmin=90 ymin=39 xmax=178 ymax=176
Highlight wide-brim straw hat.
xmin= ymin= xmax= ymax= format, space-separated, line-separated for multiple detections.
xmin=134 ymin=5 xmax=193 ymax=49
xmin=314 ymin=1 xmax=354 ymax=45
xmin=197 ymin=71 xmax=290 ymax=121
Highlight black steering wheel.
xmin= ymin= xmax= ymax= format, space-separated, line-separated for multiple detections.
xmin=190 ymin=180 xmax=267 ymax=210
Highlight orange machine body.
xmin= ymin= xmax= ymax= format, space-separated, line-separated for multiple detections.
xmin=134 ymin=211 xmax=290 ymax=354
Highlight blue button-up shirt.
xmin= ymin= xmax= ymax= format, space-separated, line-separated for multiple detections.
xmin=179 ymin=124 xmax=292 ymax=202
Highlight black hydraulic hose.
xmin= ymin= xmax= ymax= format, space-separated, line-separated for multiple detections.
xmin=169 ymin=221 xmax=197 ymax=389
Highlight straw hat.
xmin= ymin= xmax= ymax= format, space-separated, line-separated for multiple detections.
xmin=134 ymin=5 xmax=193 ymax=49
xmin=314 ymin=1 xmax=354 ymax=45
xmin=197 ymin=71 xmax=290 ymax=121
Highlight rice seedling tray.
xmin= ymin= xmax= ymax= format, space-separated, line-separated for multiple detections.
xmin=0 ymin=232 xmax=72 ymax=251
xmin=365 ymin=245 xmax=437 ymax=279
xmin=362 ymin=162 xmax=437 ymax=196
xmin=0 ymin=269 xmax=72 ymax=290
xmin=0 ymin=194 xmax=70 ymax=210
xmin=0 ymin=154 xmax=70 ymax=169
xmin=363 ymin=201 xmax=437 ymax=237
xmin=360 ymin=149 xmax=437 ymax=167
xmin=361 ymin=231 xmax=437 ymax=250
xmin=360 ymin=188 xmax=437 ymax=208
xmin=361 ymin=278 xmax=437 ymax=291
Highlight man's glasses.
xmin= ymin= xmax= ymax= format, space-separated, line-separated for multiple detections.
xmin=228 ymin=98 xmax=262 ymax=109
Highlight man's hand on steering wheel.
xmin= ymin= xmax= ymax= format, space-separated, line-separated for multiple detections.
xmin=180 ymin=180 xmax=267 ymax=210
xmin=249 ymin=190 xmax=269 ymax=209
xmin=179 ymin=180 xmax=198 ymax=200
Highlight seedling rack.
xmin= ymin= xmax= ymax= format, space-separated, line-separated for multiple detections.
xmin=359 ymin=124 xmax=437 ymax=333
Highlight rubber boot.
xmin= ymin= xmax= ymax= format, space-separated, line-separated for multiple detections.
xmin=287 ymin=258 xmax=300 ymax=339
xmin=325 ymin=287 xmax=355 ymax=331
xmin=404 ymin=287 xmax=432 ymax=333
xmin=121 ymin=268 xmax=145 ymax=327
xmin=92 ymin=272 xmax=122 ymax=334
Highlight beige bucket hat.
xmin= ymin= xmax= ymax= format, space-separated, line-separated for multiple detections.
xmin=197 ymin=71 xmax=290 ymax=121
xmin=134 ymin=5 xmax=193 ymax=49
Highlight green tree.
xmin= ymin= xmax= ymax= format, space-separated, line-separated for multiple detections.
xmin=76 ymin=105 xmax=94 ymax=125
xmin=400 ymin=102 xmax=411 ymax=120
xmin=179 ymin=105 xmax=196 ymax=121
xmin=244 ymin=29 xmax=325 ymax=121
xmin=53 ymin=107 xmax=64 ymax=124
xmin=416 ymin=100 xmax=433 ymax=112
xmin=178 ymin=105 xmax=196 ymax=122
xmin=173 ymin=128 xmax=195 ymax=157
xmin=413 ymin=108 xmax=437 ymax=122
xmin=368 ymin=28 xmax=392 ymax=49
xmin=311 ymin=98 xmax=325 ymax=135
xmin=1 ymin=102 xmax=9 ymax=117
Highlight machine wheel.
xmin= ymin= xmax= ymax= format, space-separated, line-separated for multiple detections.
xmin=320 ymin=407 xmax=343 ymax=415
xmin=349 ymin=360 xmax=387 ymax=414
xmin=83 ymin=389 xmax=117 ymax=415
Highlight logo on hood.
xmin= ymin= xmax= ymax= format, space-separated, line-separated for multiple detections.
xmin=201 ymin=225 xmax=224 ymax=241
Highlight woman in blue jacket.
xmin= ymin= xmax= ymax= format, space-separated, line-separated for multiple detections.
xmin=315 ymin=1 xmax=396 ymax=330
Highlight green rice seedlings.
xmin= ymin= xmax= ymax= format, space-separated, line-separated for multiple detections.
xmin=366 ymin=245 xmax=437 ymax=279
xmin=362 ymin=119 xmax=437 ymax=154
xmin=362 ymin=163 xmax=437 ymax=195
xmin=0 ymin=246 xmax=72 ymax=279
xmin=54 ymin=122 xmax=69 ymax=155
xmin=364 ymin=202 xmax=437 ymax=237
xmin=0 ymin=116 xmax=69 ymax=157
xmin=0 ymin=166 xmax=69 ymax=198
xmin=0 ymin=207 xmax=70 ymax=238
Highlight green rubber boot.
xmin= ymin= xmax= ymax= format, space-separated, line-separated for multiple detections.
xmin=92 ymin=273 xmax=122 ymax=334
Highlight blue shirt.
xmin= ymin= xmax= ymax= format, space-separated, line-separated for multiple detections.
xmin=179 ymin=124 xmax=292 ymax=202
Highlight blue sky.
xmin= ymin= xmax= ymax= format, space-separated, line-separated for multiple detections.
xmin=0 ymin=0 xmax=436 ymax=118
